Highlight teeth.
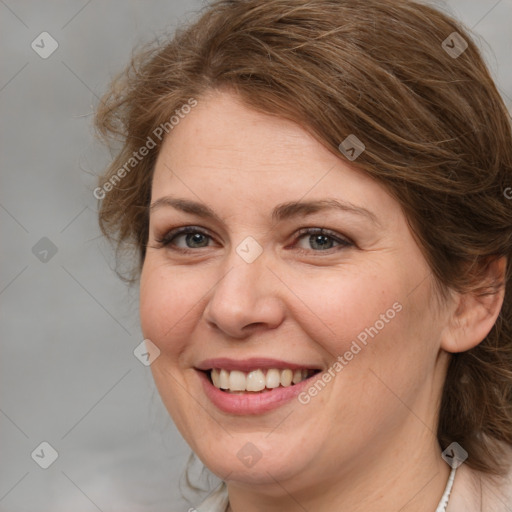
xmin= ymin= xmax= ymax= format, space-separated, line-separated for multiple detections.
xmin=219 ymin=369 xmax=229 ymax=389
xmin=229 ymin=370 xmax=246 ymax=391
xmin=211 ymin=368 xmax=221 ymax=388
xmin=266 ymin=368 xmax=281 ymax=389
xmin=247 ymin=369 xmax=266 ymax=391
xmin=209 ymin=368 xmax=316 ymax=392
xmin=280 ymin=369 xmax=293 ymax=386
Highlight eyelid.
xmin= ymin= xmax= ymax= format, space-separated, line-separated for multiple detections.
xmin=291 ymin=227 xmax=354 ymax=253
xmin=294 ymin=227 xmax=352 ymax=244
xmin=154 ymin=225 xmax=214 ymax=247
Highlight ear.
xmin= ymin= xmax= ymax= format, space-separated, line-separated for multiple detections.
xmin=440 ymin=257 xmax=507 ymax=353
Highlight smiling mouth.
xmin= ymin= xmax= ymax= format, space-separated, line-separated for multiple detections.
xmin=202 ymin=368 xmax=321 ymax=394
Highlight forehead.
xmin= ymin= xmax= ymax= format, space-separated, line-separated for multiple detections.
xmin=155 ymin=91 xmax=328 ymax=175
xmin=151 ymin=90 xmax=397 ymax=220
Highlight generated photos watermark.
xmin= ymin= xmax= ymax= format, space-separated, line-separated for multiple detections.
xmin=298 ymin=301 xmax=403 ymax=404
xmin=93 ymin=98 xmax=198 ymax=200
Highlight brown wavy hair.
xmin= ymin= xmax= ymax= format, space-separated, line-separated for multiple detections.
xmin=94 ymin=0 xmax=512 ymax=476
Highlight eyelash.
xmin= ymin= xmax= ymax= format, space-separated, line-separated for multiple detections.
xmin=154 ymin=226 xmax=353 ymax=255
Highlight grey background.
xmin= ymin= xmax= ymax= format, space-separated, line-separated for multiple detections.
xmin=1 ymin=1 xmax=511 ymax=511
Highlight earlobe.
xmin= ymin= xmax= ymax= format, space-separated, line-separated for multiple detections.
xmin=440 ymin=257 xmax=507 ymax=354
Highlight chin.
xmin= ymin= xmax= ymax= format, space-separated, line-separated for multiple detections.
xmin=196 ymin=437 xmax=313 ymax=487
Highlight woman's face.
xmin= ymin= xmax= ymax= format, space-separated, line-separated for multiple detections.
xmin=140 ymin=90 xmax=451 ymax=491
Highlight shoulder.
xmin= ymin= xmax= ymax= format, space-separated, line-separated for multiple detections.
xmin=447 ymin=443 xmax=512 ymax=512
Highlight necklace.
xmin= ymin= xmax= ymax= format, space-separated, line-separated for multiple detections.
xmin=435 ymin=466 xmax=457 ymax=512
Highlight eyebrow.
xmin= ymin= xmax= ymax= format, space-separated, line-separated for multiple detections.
xmin=149 ymin=196 xmax=380 ymax=226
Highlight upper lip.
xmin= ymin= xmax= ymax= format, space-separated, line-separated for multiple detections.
xmin=195 ymin=357 xmax=323 ymax=372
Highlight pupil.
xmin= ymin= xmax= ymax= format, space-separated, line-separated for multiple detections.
xmin=187 ymin=233 xmax=207 ymax=247
xmin=311 ymin=234 xmax=332 ymax=250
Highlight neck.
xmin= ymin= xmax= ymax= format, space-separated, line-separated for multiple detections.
xmin=226 ymin=429 xmax=450 ymax=512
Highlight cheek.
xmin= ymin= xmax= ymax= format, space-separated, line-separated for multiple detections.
xmin=288 ymin=268 xmax=399 ymax=350
xmin=139 ymin=259 xmax=205 ymax=354
xmin=288 ymin=264 xmax=434 ymax=397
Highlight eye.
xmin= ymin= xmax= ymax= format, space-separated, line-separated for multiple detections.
xmin=292 ymin=228 xmax=353 ymax=253
xmin=155 ymin=226 xmax=214 ymax=251
xmin=153 ymin=226 xmax=353 ymax=254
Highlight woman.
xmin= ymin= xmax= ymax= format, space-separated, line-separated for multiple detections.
xmin=94 ymin=0 xmax=512 ymax=510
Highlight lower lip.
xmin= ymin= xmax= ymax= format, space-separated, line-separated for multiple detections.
xmin=197 ymin=370 xmax=319 ymax=415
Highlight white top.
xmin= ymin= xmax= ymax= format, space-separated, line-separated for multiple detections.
xmin=194 ymin=467 xmax=459 ymax=512
xmin=195 ymin=481 xmax=229 ymax=512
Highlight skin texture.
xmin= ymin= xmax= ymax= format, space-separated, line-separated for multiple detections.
xmin=139 ymin=90 xmax=504 ymax=512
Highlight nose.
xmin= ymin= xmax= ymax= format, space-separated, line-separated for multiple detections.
xmin=202 ymin=249 xmax=286 ymax=339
